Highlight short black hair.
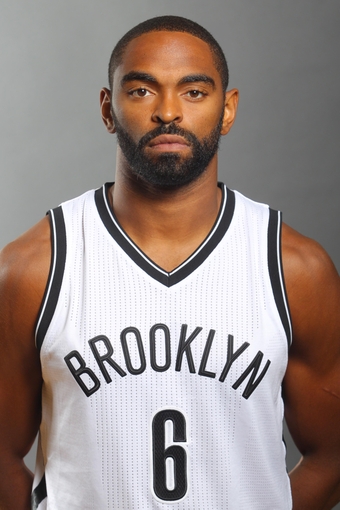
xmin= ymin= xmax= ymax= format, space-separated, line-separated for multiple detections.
xmin=108 ymin=16 xmax=229 ymax=92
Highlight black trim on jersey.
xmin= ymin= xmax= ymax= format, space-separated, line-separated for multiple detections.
xmin=95 ymin=183 xmax=235 ymax=287
xmin=268 ymin=209 xmax=292 ymax=347
xmin=35 ymin=207 xmax=67 ymax=352
xmin=31 ymin=474 xmax=47 ymax=509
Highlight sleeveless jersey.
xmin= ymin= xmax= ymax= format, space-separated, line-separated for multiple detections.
xmin=32 ymin=183 xmax=292 ymax=510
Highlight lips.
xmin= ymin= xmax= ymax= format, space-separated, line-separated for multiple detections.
xmin=148 ymin=134 xmax=189 ymax=148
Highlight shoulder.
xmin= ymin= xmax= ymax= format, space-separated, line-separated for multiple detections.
xmin=281 ymin=222 xmax=336 ymax=275
xmin=0 ymin=216 xmax=51 ymax=340
xmin=281 ymin=222 xmax=340 ymax=361
xmin=281 ymin=222 xmax=339 ymax=315
xmin=0 ymin=215 xmax=51 ymax=288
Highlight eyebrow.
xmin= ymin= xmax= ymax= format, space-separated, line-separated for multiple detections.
xmin=177 ymin=74 xmax=216 ymax=89
xmin=120 ymin=71 xmax=216 ymax=89
xmin=120 ymin=71 xmax=157 ymax=86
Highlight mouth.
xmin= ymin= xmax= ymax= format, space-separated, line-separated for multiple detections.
xmin=147 ymin=134 xmax=190 ymax=152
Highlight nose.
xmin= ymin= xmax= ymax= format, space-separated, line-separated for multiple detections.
xmin=151 ymin=91 xmax=183 ymax=124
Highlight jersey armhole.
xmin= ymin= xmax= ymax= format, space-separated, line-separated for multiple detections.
xmin=31 ymin=474 xmax=47 ymax=509
xmin=268 ymin=209 xmax=292 ymax=347
xmin=35 ymin=206 xmax=67 ymax=352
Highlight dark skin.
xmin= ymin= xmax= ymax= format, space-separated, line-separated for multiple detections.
xmin=0 ymin=31 xmax=339 ymax=509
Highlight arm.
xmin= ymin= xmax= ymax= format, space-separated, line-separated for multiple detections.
xmin=0 ymin=217 xmax=50 ymax=510
xmin=282 ymin=223 xmax=340 ymax=510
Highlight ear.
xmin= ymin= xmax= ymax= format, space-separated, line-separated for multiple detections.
xmin=220 ymin=88 xmax=239 ymax=136
xmin=100 ymin=87 xmax=116 ymax=133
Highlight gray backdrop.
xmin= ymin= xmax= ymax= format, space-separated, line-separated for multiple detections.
xmin=1 ymin=1 xmax=339 ymax=507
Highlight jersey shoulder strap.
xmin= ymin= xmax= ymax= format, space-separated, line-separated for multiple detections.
xmin=35 ymin=206 xmax=66 ymax=351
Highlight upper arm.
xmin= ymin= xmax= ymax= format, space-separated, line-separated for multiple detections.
xmin=282 ymin=223 xmax=340 ymax=465
xmin=0 ymin=216 xmax=51 ymax=462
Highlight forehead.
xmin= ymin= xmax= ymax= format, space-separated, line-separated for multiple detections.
xmin=114 ymin=31 xmax=220 ymax=85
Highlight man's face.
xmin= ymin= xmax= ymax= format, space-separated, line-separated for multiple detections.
xmin=110 ymin=31 xmax=227 ymax=189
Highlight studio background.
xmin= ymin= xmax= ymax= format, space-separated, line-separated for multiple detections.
xmin=1 ymin=1 xmax=339 ymax=507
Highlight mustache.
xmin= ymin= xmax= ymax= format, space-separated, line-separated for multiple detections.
xmin=137 ymin=123 xmax=198 ymax=149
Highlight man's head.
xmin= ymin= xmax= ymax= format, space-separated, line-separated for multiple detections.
xmin=108 ymin=16 xmax=229 ymax=93
xmin=101 ymin=17 xmax=238 ymax=190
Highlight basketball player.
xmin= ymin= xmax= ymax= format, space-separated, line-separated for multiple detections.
xmin=0 ymin=15 xmax=339 ymax=510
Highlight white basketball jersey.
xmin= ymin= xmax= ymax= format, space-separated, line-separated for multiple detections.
xmin=32 ymin=183 xmax=292 ymax=509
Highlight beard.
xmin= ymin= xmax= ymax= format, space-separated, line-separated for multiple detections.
xmin=112 ymin=110 xmax=223 ymax=189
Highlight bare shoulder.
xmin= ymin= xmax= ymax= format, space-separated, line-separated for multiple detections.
xmin=281 ymin=222 xmax=339 ymax=289
xmin=0 ymin=216 xmax=51 ymax=340
xmin=0 ymin=215 xmax=51 ymax=282
xmin=281 ymin=222 xmax=340 ymax=361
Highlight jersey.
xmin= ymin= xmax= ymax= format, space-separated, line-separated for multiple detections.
xmin=32 ymin=182 xmax=293 ymax=510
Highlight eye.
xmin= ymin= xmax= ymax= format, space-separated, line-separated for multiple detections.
xmin=130 ymin=88 xmax=152 ymax=97
xmin=186 ymin=90 xmax=205 ymax=99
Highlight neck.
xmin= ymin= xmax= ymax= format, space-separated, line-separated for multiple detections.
xmin=110 ymin=154 xmax=222 ymax=271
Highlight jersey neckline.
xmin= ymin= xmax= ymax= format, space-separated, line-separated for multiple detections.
xmin=94 ymin=182 xmax=235 ymax=287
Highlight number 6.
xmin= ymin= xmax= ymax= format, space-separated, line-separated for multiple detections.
xmin=152 ymin=409 xmax=188 ymax=501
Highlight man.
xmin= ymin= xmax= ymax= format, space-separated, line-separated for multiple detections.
xmin=0 ymin=15 xmax=339 ymax=510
